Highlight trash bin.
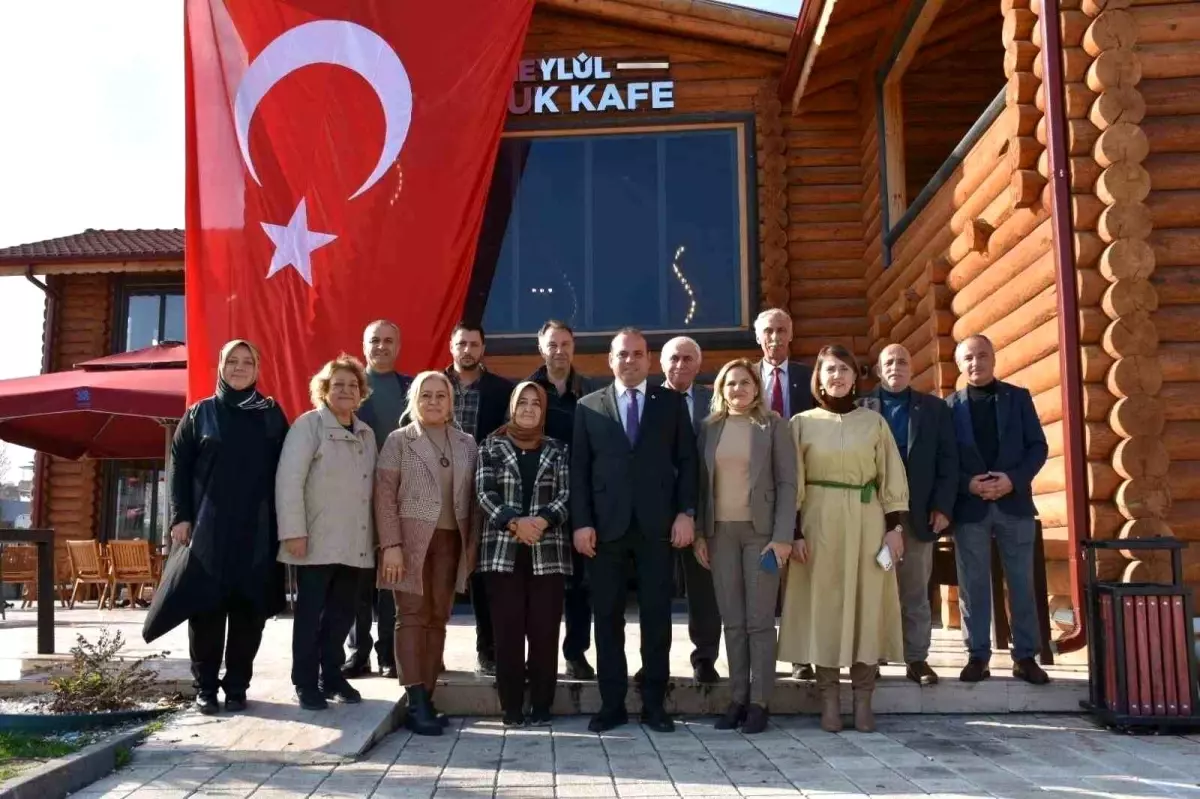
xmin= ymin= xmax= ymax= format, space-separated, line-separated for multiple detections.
xmin=1082 ymin=538 xmax=1200 ymax=732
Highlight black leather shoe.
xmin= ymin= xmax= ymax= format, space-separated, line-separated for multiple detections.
xmin=322 ymin=680 xmax=363 ymax=704
xmin=297 ymin=688 xmax=329 ymax=711
xmin=792 ymin=663 xmax=814 ymax=680
xmin=714 ymin=702 xmax=746 ymax=731
xmin=341 ymin=660 xmax=372 ymax=679
xmin=475 ymin=655 xmax=496 ymax=677
xmin=529 ymin=709 xmax=552 ymax=726
xmin=195 ymin=693 xmax=220 ymax=715
xmin=381 ymin=664 xmax=398 ymax=680
xmin=1013 ymin=657 xmax=1051 ymax=685
xmin=405 ymin=686 xmax=443 ymax=736
xmin=429 ymin=698 xmax=450 ymax=728
xmin=565 ymin=657 xmax=595 ymax=680
xmin=502 ymin=710 xmax=525 ymax=727
xmin=587 ymin=708 xmax=629 ymax=733
xmin=959 ymin=658 xmax=991 ymax=683
xmin=641 ymin=708 xmax=675 ymax=733
xmin=906 ymin=660 xmax=938 ymax=685
xmin=693 ymin=661 xmax=720 ymax=685
xmin=224 ymin=695 xmax=248 ymax=713
xmin=633 ymin=667 xmax=644 ymax=687
xmin=742 ymin=704 xmax=769 ymax=735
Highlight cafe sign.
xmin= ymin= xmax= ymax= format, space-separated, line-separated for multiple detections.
xmin=509 ymin=53 xmax=675 ymax=115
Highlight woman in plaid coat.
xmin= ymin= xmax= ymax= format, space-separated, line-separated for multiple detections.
xmin=475 ymin=381 xmax=572 ymax=727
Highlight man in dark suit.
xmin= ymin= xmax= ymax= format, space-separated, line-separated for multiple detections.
xmin=445 ymin=322 xmax=514 ymax=677
xmin=344 ymin=320 xmax=412 ymax=680
xmin=572 ymin=328 xmax=699 ymax=733
xmin=657 ymin=335 xmax=721 ymax=684
xmin=860 ymin=343 xmax=958 ymax=686
xmin=529 ymin=319 xmax=603 ymax=680
xmin=947 ymin=334 xmax=1050 ymax=686
xmin=751 ymin=307 xmax=816 ymax=681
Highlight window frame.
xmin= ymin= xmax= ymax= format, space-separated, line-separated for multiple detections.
xmin=876 ymin=0 xmax=1006 ymax=268
xmin=471 ymin=114 xmax=760 ymax=355
xmin=112 ymin=275 xmax=185 ymax=353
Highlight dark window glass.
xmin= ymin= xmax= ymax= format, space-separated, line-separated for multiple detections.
xmin=479 ymin=127 xmax=745 ymax=335
xmin=122 ymin=289 xmax=185 ymax=351
xmin=109 ymin=464 xmax=167 ymax=548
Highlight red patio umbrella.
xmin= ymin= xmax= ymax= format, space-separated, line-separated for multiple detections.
xmin=76 ymin=342 xmax=186 ymax=371
xmin=0 ymin=344 xmax=187 ymax=460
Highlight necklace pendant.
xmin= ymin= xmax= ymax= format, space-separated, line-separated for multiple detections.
xmin=440 ymin=456 xmax=451 ymax=468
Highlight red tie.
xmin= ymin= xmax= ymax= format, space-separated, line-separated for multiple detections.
xmin=771 ymin=367 xmax=785 ymax=415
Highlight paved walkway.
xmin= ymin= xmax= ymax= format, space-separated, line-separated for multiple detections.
xmin=72 ymin=713 xmax=1200 ymax=799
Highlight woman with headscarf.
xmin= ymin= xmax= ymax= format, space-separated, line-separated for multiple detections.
xmin=475 ymin=381 xmax=571 ymax=727
xmin=778 ymin=344 xmax=909 ymax=733
xmin=276 ymin=355 xmax=376 ymax=711
xmin=375 ymin=371 xmax=478 ymax=736
xmin=165 ymin=340 xmax=289 ymax=715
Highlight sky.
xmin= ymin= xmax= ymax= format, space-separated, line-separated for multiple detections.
xmin=0 ymin=0 xmax=799 ymax=482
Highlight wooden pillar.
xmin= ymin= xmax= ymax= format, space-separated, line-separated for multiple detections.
xmin=756 ymin=79 xmax=790 ymax=311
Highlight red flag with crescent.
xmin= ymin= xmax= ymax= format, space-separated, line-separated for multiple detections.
xmin=184 ymin=0 xmax=533 ymax=416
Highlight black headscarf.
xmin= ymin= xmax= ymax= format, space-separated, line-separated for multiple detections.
xmin=216 ymin=339 xmax=272 ymax=411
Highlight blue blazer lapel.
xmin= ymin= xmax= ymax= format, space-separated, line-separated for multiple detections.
xmin=952 ymin=389 xmax=977 ymax=452
xmin=908 ymin=392 xmax=923 ymax=455
xmin=996 ymin=382 xmax=1013 ymax=441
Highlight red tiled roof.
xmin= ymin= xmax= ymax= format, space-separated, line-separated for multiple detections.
xmin=0 ymin=228 xmax=184 ymax=265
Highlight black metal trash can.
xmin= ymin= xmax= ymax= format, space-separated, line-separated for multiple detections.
xmin=1082 ymin=538 xmax=1200 ymax=732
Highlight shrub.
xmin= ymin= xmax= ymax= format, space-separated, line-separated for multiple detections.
xmin=48 ymin=630 xmax=165 ymax=714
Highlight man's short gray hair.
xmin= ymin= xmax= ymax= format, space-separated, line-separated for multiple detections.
xmin=753 ymin=308 xmax=792 ymax=333
xmin=661 ymin=335 xmax=702 ymax=362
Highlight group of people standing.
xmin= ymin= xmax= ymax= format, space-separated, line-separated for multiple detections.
xmin=158 ymin=306 xmax=1051 ymax=738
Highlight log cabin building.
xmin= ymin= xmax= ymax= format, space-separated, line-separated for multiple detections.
xmin=2 ymin=0 xmax=1198 ymax=654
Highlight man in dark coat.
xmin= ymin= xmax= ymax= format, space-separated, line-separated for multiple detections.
xmin=948 ymin=334 xmax=1050 ymax=686
xmin=445 ymin=322 xmax=514 ymax=677
xmin=572 ymin=328 xmax=698 ymax=734
xmin=529 ymin=319 xmax=603 ymax=680
xmin=859 ymin=343 xmax=958 ymax=685
xmin=344 ymin=320 xmax=412 ymax=680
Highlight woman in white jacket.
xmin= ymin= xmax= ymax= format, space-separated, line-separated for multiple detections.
xmin=276 ymin=354 xmax=377 ymax=711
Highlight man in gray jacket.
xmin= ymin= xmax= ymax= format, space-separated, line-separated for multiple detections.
xmin=859 ymin=343 xmax=958 ymax=685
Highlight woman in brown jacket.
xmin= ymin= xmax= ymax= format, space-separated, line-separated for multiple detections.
xmin=374 ymin=370 xmax=478 ymax=736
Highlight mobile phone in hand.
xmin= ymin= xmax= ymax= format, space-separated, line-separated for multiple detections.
xmin=760 ymin=549 xmax=779 ymax=574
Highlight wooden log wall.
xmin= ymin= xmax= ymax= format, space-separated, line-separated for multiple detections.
xmin=1133 ymin=0 xmax=1200 ymax=587
xmin=42 ymin=273 xmax=112 ymax=557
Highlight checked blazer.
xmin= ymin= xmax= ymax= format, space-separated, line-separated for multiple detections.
xmin=474 ymin=434 xmax=572 ymax=576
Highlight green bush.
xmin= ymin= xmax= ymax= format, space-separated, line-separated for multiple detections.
xmin=48 ymin=630 xmax=165 ymax=714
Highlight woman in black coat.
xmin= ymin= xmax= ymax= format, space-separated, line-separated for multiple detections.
xmin=166 ymin=339 xmax=289 ymax=715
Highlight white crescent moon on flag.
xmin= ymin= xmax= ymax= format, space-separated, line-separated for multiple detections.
xmin=233 ymin=19 xmax=412 ymax=200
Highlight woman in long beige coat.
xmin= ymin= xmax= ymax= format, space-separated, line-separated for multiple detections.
xmin=374 ymin=370 xmax=478 ymax=737
xmin=276 ymin=355 xmax=376 ymax=711
xmin=777 ymin=344 xmax=909 ymax=734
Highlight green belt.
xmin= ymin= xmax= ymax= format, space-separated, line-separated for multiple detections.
xmin=806 ymin=480 xmax=876 ymax=504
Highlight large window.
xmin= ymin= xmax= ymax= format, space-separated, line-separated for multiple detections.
xmin=120 ymin=283 xmax=184 ymax=351
xmin=474 ymin=123 xmax=752 ymax=337
xmin=105 ymin=462 xmax=168 ymax=549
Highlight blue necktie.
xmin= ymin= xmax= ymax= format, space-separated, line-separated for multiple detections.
xmin=625 ymin=388 xmax=640 ymax=444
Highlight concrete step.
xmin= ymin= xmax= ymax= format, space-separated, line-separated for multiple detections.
xmin=432 ymin=667 xmax=1089 ymax=717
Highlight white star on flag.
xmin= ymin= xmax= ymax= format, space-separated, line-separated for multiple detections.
xmin=261 ymin=198 xmax=337 ymax=285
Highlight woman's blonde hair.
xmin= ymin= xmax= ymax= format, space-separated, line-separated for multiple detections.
xmin=708 ymin=358 xmax=772 ymax=424
xmin=309 ymin=354 xmax=370 ymax=410
xmin=406 ymin=370 xmax=456 ymax=425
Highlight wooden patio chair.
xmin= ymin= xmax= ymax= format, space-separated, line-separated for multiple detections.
xmin=65 ymin=539 xmax=114 ymax=609
xmin=107 ymin=540 xmax=159 ymax=607
xmin=0 ymin=544 xmax=37 ymax=616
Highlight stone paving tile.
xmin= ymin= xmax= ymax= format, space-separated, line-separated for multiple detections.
xmin=64 ymin=713 xmax=1200 ymax=799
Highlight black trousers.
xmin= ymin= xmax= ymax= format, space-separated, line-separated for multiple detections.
xmin=347 ymin=583 xmax=395 ymax=669
xmin=589 ymin=522 xmax=673 ymax=712
xmin=486 ymin=548 xmax=566 ymax=715
xmin=562 ymin=548 xmax=592 ymax=661
xmin=680 ymin=546 xmax=722 ymax=666
xmin=472 ymin=572 xmax=494 ymax=661
xmin=291 ymin=564 xmax=362 ymax=691
xmin=188 ymin=593 xmax=267 ymax=698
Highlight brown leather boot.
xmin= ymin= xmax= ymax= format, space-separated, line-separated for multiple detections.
xmin=850 ymin=662 xmax=876 ymax=733
xmin=815 ymin=667 xmax=842 ymax=733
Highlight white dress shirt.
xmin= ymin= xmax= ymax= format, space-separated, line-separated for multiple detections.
xmin=616 ymin=380 xmax=649 ymax=424
xmin=761 ymin=360 xmax=790 ymax=418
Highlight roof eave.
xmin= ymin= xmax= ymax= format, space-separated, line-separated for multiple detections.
xmin=778 ymin=0 xmax=837 ymax=107
xmin=0 ymin=258 xmax=184 ymax=278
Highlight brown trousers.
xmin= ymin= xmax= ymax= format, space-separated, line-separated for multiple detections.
xmin=394 ymin=528 xmax=461 ymax=691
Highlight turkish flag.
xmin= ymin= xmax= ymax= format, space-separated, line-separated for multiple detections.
xmin=184 ymin=0 xmax=533 ymax=417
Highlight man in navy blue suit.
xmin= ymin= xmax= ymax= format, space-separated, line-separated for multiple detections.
xmin=947 ymin=334 xmax=1050 ymax=686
